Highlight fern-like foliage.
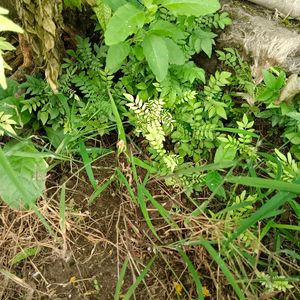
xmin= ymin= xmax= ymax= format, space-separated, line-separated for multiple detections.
xmin=125 ymin=93 xmax=178 ymax=173
xmin=20 ymin=36 xmax=124 ymax=136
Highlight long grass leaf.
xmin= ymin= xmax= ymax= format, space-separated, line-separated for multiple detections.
xmin=78 ymin=139 xmax=97 ymax=190
xmin=142 ymin=186 xmax=178 ymax=229
xmin=137 ymin=184 xmax=160 ymax=241
xmin=115 ymin=168 xmax=137 ymax=204
xmin=114 ymin=256 xmax=129 ymax=300
xmin=178 ymin=248 xmax=204 ymax=300
xmin=226 ymin=176 xmax=300 ymax=194
xmin=226 ymin=191 xmax=296 ymax=244
xmin=88 ymin=175 xmax=115 ymax=205
xmin=123 ymin=256 xmax=156 ymax=300
xmin=107 ymin=88 xmax=127 ymax=154
xmin=200 ymin=239 xmax=245 ymax=300
xmin=175 ymin=161 xmax=236 ymax=176
xmin=59 ymin=183 xmax=66 ymax=234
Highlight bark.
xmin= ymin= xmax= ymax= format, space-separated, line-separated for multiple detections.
xmin=0 ymin=0 xmax=17 ymax=19
xmin=220 ymin=1 xmax=300 ymax=82
xmin=248 ymin=0 xmax=300 ymax=21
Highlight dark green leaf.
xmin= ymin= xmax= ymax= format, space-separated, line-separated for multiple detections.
xmin=205 ymin=171 xmax=226 ymax=198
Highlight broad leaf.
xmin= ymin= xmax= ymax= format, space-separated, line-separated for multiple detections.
xmin=0 ymin=15 xmax=23 ymax=33
xmin=0 ymin=141 xmax=48 ymax=210
xmin=164 ymin=38 xmax=185 ymax=65
xmin=214 ymin=144 xmax=237 ymax=164
xmin=103 ymin=0 xmax=128 ymax=11
xmin=149 ymin=20 xmax=185 ymax=40
xmin=194 ymin=29 xmax=217 ymax=57
xmin=106 ymin=41 xmax=130 ymax=72
xmin=204 ymin=171 xmax=226 ymax=198
xmin=160 ymin=0 xmax=220 ymax=17
xmin=104 ymin=3 xmax=145 ymax=45
xmin=142 ymin=34 xmax=169 ymax=81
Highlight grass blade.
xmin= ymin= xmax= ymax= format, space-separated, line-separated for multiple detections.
xmin=10 ymin=246 xmax=41 ymax=266
xmin=114 ymin=256 xmax=129 ymax=300
xmin=59 ymin=183 xmax=66 ymax=234
xmin=78 ymin=139 xmax=97 ymax=190
xmin=142 ymin=186 xmax=178 ymax=229
xmin=88 ymin=174 xmax=115 ymax=205
xmin=175 ymin=161 xmax=236 ymax=176
xmin=137 ymin=184 xmax=160 ymax=241
xmin=123 ymin=256 xmax=156 ymax=300
xmin=115 ymin=168 xmax=137 ymax=204
xmin=200 ymin=239 xmax=245 ymax=300
xmin=226 ymin=176 xmax=300 ymax=194
xmin=178 ymin=248 xmax=204 ymax=300
xmin=227 ymin=191 xmax=296 ymax=244
xmin=107 ymin=88 xmax=127 ymax=154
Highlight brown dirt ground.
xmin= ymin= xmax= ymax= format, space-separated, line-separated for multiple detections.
xmin=0 ymin=150 xmax=223 ymax=300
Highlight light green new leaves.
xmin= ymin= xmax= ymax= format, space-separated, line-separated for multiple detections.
xmin=160 ymin=0 xmax=220 ymax=17
xmin=106 ymin=41 xmax=130 ymax=73
xmin=142 ymin=34 xmax=169 ymax=81
xmin=0 ymin=9 xmax=23 ymax=33
xmin=0 ymin=7 xmax=23 ymax=89
xmin=0 ymin=141 xmax=48 ymax=210
xmin=104 ymin=3 xmax=145 ymax=45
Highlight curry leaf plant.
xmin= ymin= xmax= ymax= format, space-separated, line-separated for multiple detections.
xmin=103 ymin=0 xmax=220 ymax=81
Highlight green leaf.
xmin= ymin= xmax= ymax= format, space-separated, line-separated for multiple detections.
xmin=256 ymin=88 xmax=274 ymax=102
xmin=164 ymin=38 xmax=185 ymax=65
xmin=178 ymin=248 xmax=204 ymax=300
xmin=0 ymin=15 xmax=23 ymax=33
xmin=262 ymin=70 xmax=277 ymax=89
xmin=227 ymin=190 xmax=296 ymax=244
xmin=114 ymin=257 xmax=129 ymax=300
xmin=10 ymin=246 xmax=41 ymax=266
xmin=0 ymin=141 xmax=48 ymax=210
xmin=226 ymin=176 xmax=300 ymax=194
xmin=123 ymin=256 xmax=156 ymax=300
xmin=106 ymin=41 xmax=130 ymax=73
xmin=93 ymin=0 xmax=112 ymax=30
xmin=194 ymin=29 xmax=217 ymax=57
xmin=286 ymin=111 xmax=300 ymax=121
xmin=142 ymin=34 xmax=169 ymax=81
xmin=200 ymin=239 xmax=245 ymax=300
xmin=104 ymin=3 xmax=145 ymax=45
xmin=103 ymin=0 xmax=128 ymax=11
xmin=39 ymin=111 xmax=48 ymax=125
xmin=149 ymin=20 xmax=185 ymax=40
xmin=64 ymin=0 xmax=82 ymax=9
xmin=160 ymin=0 xmax=220 ymax=17
xmin=289 ymin=199 xmax=300 ymax=219
xmin=204 ymin=171 xmax=226 ymax=198
xmin=79 ymin=139 xmax=97 ymax=190
xmin=214 ymin=144 xmax=237 ymax=164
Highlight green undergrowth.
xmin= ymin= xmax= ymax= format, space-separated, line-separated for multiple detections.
xmin=0 ymin=0 xmax=300 ymax=299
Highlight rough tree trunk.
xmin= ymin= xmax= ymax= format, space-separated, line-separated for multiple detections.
xmin=248 ymin=0 xmax=300 ymax=20
xmin=220 ymin=0 xmax=300 ymax=82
